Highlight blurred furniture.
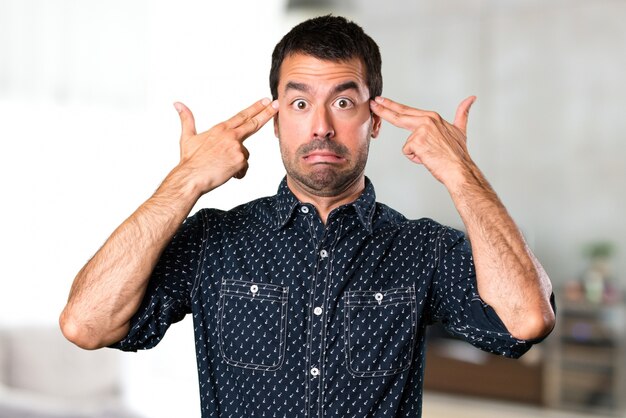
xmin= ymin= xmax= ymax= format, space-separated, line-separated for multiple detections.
xmin=0 ymin=326 xmax=139 ymax=418
xmin=424 ymin=323 xmax=544 ymax=404
xmin=544 ymin=298 xmax=626 ymax=416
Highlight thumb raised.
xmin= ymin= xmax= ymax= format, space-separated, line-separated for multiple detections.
xmin=453 ymin=96 xmax=476 ymax=134
xmin=174 ymin=102 xmax=197 ymax=139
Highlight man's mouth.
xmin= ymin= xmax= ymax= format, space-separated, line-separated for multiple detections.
xmin=303 ymin=151 xmax=345 ymax=163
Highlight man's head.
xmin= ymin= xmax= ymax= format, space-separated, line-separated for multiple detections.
xmin=269 ymin=15 xmax=382 ymax=101
xmin=270 ymin=16 xmax=383 ymax=199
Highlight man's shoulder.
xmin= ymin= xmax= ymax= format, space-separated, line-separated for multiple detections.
xmin=374 ymin=201 xmax=438 ymax=229
xmin=196 ymin=194 xmax=278 ymax=226
xmin=373 ymin=202 xmax=465 ymax=240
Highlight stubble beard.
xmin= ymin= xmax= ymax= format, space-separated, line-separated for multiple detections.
xmin=280 ymin=138 xmax=370 ymax=198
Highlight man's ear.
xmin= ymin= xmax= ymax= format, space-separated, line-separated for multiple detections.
xmin=371 ymin=113 xmax=382 ymax=138
xmin=273 ymin=114 xmax=280 ymax=138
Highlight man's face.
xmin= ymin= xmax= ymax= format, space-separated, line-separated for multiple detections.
xmin=274 ymin=53 xmax=381 ymax=198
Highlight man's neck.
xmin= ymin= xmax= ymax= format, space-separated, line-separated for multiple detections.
xmin=286 ymin=175 xmax=366 ymax=224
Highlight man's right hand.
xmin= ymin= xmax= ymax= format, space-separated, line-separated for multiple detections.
xmin=173 ymin=98 xmax=279 ymax=197
xmin=60 ymin=98 xmax=279 ymax=350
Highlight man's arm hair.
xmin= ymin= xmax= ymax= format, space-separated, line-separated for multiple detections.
xmin=370 ymin=96 xmax=555 ymax=340
xmin=59 ymin=99 xmax=279 ymax=349
xmin=447 ymin=166 xmax=554 ymax=340
xmin=60 ymin=168 xmax=200 ymax=349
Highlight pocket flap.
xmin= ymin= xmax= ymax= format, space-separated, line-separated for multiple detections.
xmin=345 ymin=287 xmax=415 ymax=307
xmin=221 ymin=279 xmax=288 ymax=302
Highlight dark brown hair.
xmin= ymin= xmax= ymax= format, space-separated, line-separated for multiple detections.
xmin=269 ymin=15 xmax=382 ymax=100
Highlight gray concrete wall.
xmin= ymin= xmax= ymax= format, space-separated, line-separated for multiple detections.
xmin=354 ymin=0 xmax=626 ymax=287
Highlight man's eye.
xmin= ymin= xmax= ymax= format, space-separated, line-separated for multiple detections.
xmin=333 ymin=98 xmax=354 ymax=109
xmin=292 ymin=100 xmax=308 ymax=110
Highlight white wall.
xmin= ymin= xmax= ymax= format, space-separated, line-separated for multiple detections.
xmin=1 ymin=1 xmax=625 ymax=417
xmin=0 ymin=1 xmax=288 ymax=417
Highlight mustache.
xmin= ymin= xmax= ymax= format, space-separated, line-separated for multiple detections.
xmin=297 ymin=140 xmax=349 ymax=157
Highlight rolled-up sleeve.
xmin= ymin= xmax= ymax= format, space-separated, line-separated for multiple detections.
xmin=428 ymin=226 xmax=555 ymax=359
xmin=109 ymin=210 xmax=207 ymax=352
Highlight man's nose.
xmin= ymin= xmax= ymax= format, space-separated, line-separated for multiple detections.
xmin=312 ymin=106 xmax=335 ymax=140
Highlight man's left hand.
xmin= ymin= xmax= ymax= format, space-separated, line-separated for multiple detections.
xmin=370 ymin=96 xmax=476 ymax=189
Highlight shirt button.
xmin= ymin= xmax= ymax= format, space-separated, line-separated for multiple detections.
xmin=319 ymin=249 xmax=329 ymax=258
xmin=250 ymin=284 xmax=259 ymax=294
xmin=300 ymin=206 xmax=310 ymax=214
xmin=375 ymin=292 xmax=383 ymax=302
xmin=313 ymin=307 xmax=323 ymax=316
xmin=310 ymin=367 xmax=320 ymax=376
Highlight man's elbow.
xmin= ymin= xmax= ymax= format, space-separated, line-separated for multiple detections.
xmin=510 ymin=308 xmax=556 ymax=341
xmin=59 ymin=309 xmax=107 ymax=350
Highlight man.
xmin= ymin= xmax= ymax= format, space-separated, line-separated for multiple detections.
xmin=60 ymin=15 xmax=555 ymax=417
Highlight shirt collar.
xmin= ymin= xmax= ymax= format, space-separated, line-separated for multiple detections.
xmin=273 ymin=176 xmax=377 ymax=233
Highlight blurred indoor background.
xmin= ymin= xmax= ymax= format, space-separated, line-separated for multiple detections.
xmin=0 ymin=0 xmax=624 ymax=417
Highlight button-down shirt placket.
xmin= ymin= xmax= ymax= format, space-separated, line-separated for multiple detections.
xmin=303 ymin=209 xmax=345 ymax=418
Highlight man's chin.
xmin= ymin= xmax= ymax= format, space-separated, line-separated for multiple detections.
xmin=289 ymin=168 xmax=360 ymax=196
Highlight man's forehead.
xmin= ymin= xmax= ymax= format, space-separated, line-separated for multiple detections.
xmin=280 ymin=53 xmax=365 ymax=81
xmin=278 ymin=53 xmax=368 ymax=94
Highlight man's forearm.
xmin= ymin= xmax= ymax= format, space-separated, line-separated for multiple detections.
xmin=369 ymin=96 xmax=554 ymax=340
xmin=60 ymin=99 xmax=277 ymax=350
xmin=60 ymin=166 xmax=200 ymax=349
xmin=447 ymin=163 xmax=554 ymax=340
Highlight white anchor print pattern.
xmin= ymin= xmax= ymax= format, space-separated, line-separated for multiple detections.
xmin=112 ymin=177 xmax=545 ymax=417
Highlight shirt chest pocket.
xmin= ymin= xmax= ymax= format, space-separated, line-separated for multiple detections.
xmin=218 ymin=279 xmax=289 ymax=371
xmin=344 ymin=286 xmax=417 ymax=377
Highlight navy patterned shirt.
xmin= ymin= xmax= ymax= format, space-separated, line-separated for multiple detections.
xmin=112 ymin=177 xmax=542 ymax=417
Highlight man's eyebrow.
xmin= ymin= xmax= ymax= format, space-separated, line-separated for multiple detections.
xmin=331 ymin=81 xmax=360 ymax=95
xmin=284 ymin=81 xmax=311 ymax=94
xmin=283 ymin=80 xmax=362 ymax=95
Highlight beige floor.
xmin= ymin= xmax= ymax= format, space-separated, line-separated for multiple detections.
xmin=422 ymin=392 xmax=624 ymax=418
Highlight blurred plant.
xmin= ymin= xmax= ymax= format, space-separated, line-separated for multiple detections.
xmin=583 ymin=241 xmax=615 ymax=260
xmin=581 ymin=240 xmax=618 ymax=304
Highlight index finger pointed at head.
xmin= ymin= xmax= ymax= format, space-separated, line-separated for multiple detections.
xmin=370 ymin=97 xmax=437 ymax=130
xmin=225 ymin=98 xmax=274 ymax=130
xmin=236 ymin=99 xmax=279 ymax=142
